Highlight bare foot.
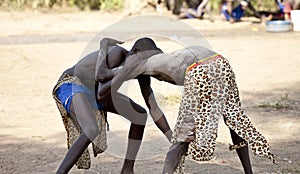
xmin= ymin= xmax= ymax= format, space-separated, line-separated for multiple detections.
xmin=121 ymin=159 xmax=134 ymax=174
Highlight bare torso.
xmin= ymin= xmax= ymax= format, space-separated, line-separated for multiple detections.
xmin=116 ymin=46 xmax=218 ymax=86
xmin=69 ymin=51 xmax=98 ymax=89
xmin=63 ymin=45 xmax=118 ymax=90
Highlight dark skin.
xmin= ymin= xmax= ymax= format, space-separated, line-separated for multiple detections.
xmin=56 ymin=38 xmax=172 ymax=174
xmin=97 ymin=38 xmax=172 ymax=142
xmin=162 ymin=132 xmax=252 ymax=174
xmin=98 ymin=46 xmax=253 ymax=174
xmin=97 ymin=38 xmax=172 ymax=173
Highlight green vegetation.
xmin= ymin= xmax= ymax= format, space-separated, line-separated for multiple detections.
xmin=257 ymin=93 xmax=290 ymax=110
xmin=163 ymin=94 xmax=182 ymax=105
xmin=251 ymin=0 xmax=278 ymax=11
xmin=100 ymin=0 xmax=122 ymax=11
xmin=258 ymin=101 xmax=289 ymax=109
xmin=0 ymin=0 xmax=123 ymax=11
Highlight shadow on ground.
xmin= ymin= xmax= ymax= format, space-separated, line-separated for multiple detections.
xmin=1 ymin=82 xmax=299 ymax=174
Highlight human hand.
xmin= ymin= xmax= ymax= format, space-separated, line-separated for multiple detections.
xmin=101 ymin=38 xmax=124 ymax=46
xmin=97 ymin=81 xmax=111 ymax=102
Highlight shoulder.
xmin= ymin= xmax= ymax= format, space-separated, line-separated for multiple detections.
xmin=78 ymin=51 xmax=99 ymax=64
xmin=75 ymin=51 xmax=98 ymax=70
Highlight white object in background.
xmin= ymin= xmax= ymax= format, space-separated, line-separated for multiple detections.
xmin=291 ymin=10 xmax=300 ymax=31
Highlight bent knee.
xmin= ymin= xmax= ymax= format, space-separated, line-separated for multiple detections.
xmin=133 ymin=105 xmax=147 ymax=114
xmin=130 ymin=100 xmax=147 ymax=114
xmin=135 ymin=107 xmax=146 ymax=114
xmin=131 ymin=112 xmax=147 ymax=126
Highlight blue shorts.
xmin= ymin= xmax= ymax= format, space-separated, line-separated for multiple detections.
xmin=222 ymin=3 xmax=245 ymax=20
xmin=56 ymin=83 xmax=104 ymax=113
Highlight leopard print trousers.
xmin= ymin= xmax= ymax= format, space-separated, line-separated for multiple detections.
xmin=172 ymin=55 xmax=275 ymax=173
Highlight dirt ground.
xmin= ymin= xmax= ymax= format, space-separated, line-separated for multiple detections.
xmin=0 ymin=10 xmax=300 ymax=174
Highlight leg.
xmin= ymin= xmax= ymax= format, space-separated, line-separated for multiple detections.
xmin=154 ymin=116 xmax=172 ymax=141
xmin=222 ymin=82 xmax=253 ymax=173
xmin=57 ymin=133 xmax=92 ymax=174
xmin=246 ymin=1 xmax=261 ymax=18
xmin=220 ymin=57 xmax=275 ymax=172
xmin=229 ymin=129 xmax=253 ymax=174
xmin=177 ymin=9 xmax=189 ymax=19
xmin=173 ymin=0 xmax=183 ymax=14
xmin=121 ymin=98 xmax=147 ymax=174
xmin=162 ymin=142 xmax=189 ymax=174
xmin=165 ymin=0 xmax=171 ymax=10
xmin=225 ymin=0 xmax=235 ymax=23
xmin=223 ymin=84 xmax=275 ymax=169
xmin=106 ymin=93 xmax=148 ymax=174
xmin=56 ymin=93 xmax=99 ymax=174
xmin=205 ymin=4 xmax=214 ymax=22
xmin=107 ymin=92 xmax=148 ymax=125
xmin=162 ymin=70 xmax=206 ymax=173
xmin=121 ymin=101 xmax=147 ymax=174
xmin=226 ymin=0 xmax=233 ymax=16
xmin=121 ymin=123 xmax=145 ymax=174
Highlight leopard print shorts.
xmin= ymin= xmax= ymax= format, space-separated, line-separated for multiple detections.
xmin=172 ymin=54 xmax=275 ymax=173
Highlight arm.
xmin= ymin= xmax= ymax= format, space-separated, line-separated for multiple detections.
xmin=96 ymin=66 xmax=124 ymax=102
xmin=97 ymin=50 xmax=162 ymax=99
xmin=246 ymin=0 xmax=261 ymax=18
xmin=97 ymin=55 xmax=143 ymax=101
xmin=137 ymin=75 xmax=172 ymax=142
xmin=95 ymin=38 xmax=123 ymax=83
xmin=196 ymin=0 xmax=209 ymax=17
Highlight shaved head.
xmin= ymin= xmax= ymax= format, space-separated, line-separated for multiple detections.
xmin=128 ymin=37 xmax=163 ymax=56
xmin=107 ymin=46 xmax=128 ymax=69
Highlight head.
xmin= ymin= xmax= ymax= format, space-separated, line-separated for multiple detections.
xmin=240 ymin=0 xmax=248 ymax=9
xmin=107 ymin=45 xmax=128 ymax=69
xmin=127 ymin=37 xmax=163 ymax=56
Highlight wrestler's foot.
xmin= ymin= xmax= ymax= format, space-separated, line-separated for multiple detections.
xmin=120 ymin=167 xmax=134 ymax=174
xmin=121 ymin=159 xmax=134 ymax=174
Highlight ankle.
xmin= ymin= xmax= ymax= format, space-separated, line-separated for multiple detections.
xmin=121 ymin=159 xmax=135 ymax=174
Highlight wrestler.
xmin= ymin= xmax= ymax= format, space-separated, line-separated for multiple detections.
xmin=98 ymin=46 xmax=275 ymax=174
xmin=52 ymin=37 xmax=171 ymax=174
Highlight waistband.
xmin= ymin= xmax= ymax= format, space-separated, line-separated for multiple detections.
xmin=186 ymin=54 xmax=223 ymax=74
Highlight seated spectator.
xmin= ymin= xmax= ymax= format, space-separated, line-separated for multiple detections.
xmin=284 ymin=0 xmax=300 ymax=19
xmin=221 ymin=0 xmax=249 ymax=22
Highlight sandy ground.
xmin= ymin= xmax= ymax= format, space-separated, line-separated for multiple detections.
xmin=0 ymin=10 xmax=300 ymax=174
